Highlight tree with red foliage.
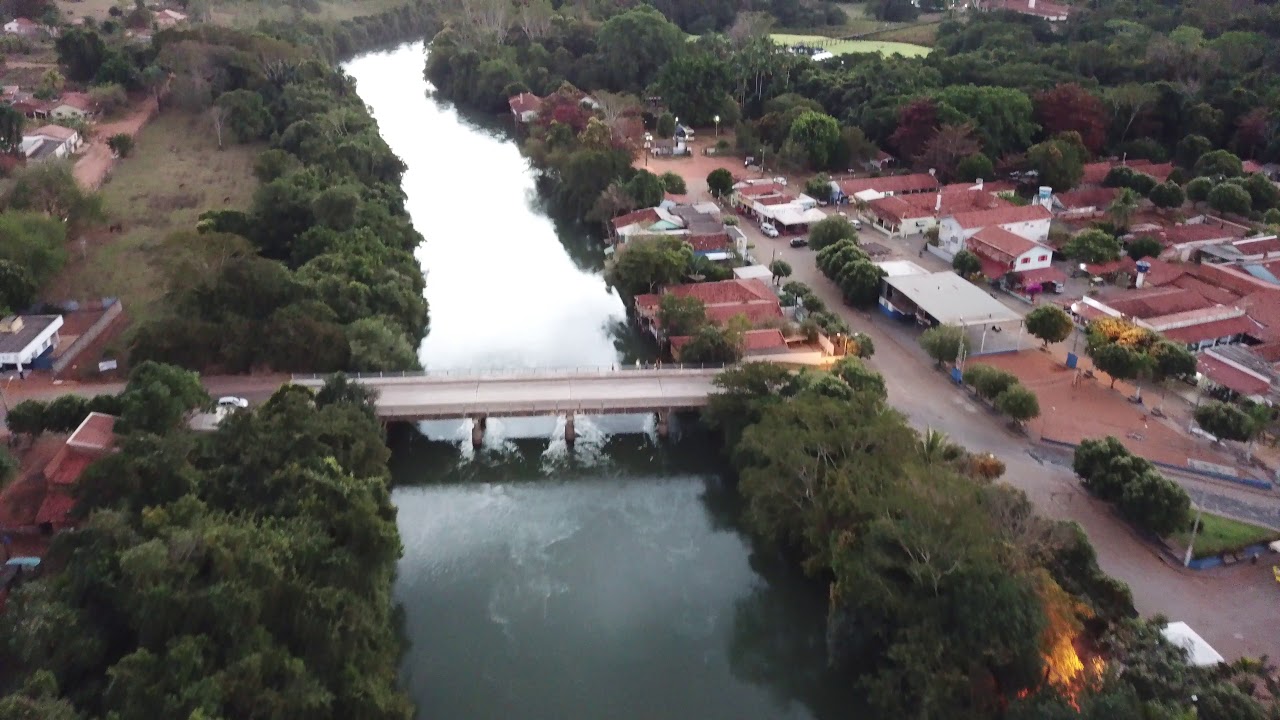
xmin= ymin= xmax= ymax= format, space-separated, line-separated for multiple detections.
xmin=888 ymin=98 xmax=939 ymax=162
xmin=1232 ymin=107 xmax=1272 ymax=160
xmin=536 ymin=88 xmax=594 ymax=133
xmin=1034 ymin=83 xmax=1107 ymax=154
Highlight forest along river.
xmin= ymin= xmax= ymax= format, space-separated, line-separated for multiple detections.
xmin=345 ymin=42 xmax=853 ymax=720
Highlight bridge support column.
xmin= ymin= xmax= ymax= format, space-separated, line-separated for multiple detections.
xmin=564 ymin=414 xmax=576 ymax=447
xmin=471 ymin=416 xmax=487 ymax=449
xmin=655 ymin=409 xmax=670 ymax=439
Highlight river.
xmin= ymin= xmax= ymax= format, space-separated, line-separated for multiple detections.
xmin=344 ymin=42 xmax=850 ymax=720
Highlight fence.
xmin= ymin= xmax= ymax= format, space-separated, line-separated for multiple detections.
xmin=52 ymin=300 xmax=123 ymax=376
xmin=1039 ymin=436 xmax=1273 ymax=491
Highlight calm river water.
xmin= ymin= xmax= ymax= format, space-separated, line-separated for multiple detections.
xmin=344 ymin=42 xmax=849 ymax=720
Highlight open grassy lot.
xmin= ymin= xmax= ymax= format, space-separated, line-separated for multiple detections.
xmin=770 ymin=33 xmax=932 ymax=57
xmin=57 ymin=0 xmax=406 ymax=27
xmin=1171 ymin=512 xmax=1280 ymax=558
xmin=43 ymin=111 xmax=261 ymax=327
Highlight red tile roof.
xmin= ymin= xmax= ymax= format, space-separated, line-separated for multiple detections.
xmin=1016 ymin=266 xmax=1068 ymax=285
xmin=1104 ymin=287 xmax=1216 ymax=319
xmin=1081 ymin=160 xmax=1174 ymax=186
xmin=977 ymin=255 xmax=1010 ymax=279
xmin=1233 ymin=236 xmax=1280 ymax=257
xmin=636 ymin=279 xmax=782 ymax=329
xmin=1197 ymin=354 xmax=1271 ymax=396
xmin=1150 ymin=224 xmax=1237 ymax=247
xmin=30 ymin=124 xmax=75 ymax=141
xmin=508 ymin=92 xmax=542 ymax=114
xmin=900 ymin=188 xmax=1008 ymax=214
xmin=737 ymin=182 xmax=785 ymax=198
xmin=838 ymin=173 xmax=940 ymax=197
xmin=669 ymin=328 xmax=787 ymax=356
xmin=1170 ymin=276 xmax=1241 ymax=306
xmin=55 ymin=92 xmax=95 ymax=113
xmin=1250 ymin=341 xmax=1280 ymax=363
xmin=949 ymin=203 xmax=1052 ymax=230
xmin=42 ymin=449 xmax=93 ymax=487
xmin=34 ymin=490 xmax=74 ymax=528
xmin=686 ymin=233 xmax=731 ymax=253
xmin=968 ymin=226 xmax=1044 ymax=262
xmin=1194 ymin=264 xmax=1280 ymax=297
xmin=69 ymin=413 xmax=116 ymax=451
xmin=611 ymin=208 xmax=660 ymax=230
xmin=757 ymin=194 xmax=796 ymax=206
xmin=1243 ymin=160 xmax=1264 ymax=174
xmin=1055 ymin=187 xmax=1119 ymax=211
xmin=1160 ymin=315 xmax=1257 ymax=343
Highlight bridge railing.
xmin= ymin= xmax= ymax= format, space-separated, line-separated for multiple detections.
xmin=290 ymin=363 xmax=733 ymax=382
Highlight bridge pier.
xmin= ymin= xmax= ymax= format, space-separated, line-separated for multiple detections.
xmin=564 ymin=414 xmax=576 ymax=448
xmin=471 ymin=416 xmax=487 ymax=448
xmin=655 ymin=409 xmax=670 ymax=439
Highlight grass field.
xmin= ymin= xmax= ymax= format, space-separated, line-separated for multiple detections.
xmin=1171 ymin=512 xmax=1280 ymax=558
xmin=56 ymin=0 xmax=406 ymax=27
xmin=770 ymin=33 xmax=932 ymax=58
xmin=44 ymin=111 xmax=261 ymax=328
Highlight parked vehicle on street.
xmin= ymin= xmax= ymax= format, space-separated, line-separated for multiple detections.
xmin=852 ymin=219 xmax=863 ymax=230
xmin=760 ymin=222 xmax=779 ymax=237
xmin=218 ymin=396 xmax=250 ymax=410
xmin=789 ymin=237 xmax=809 ymax=248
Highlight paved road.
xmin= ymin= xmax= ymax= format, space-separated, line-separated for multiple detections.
xmin=750 ymin=219 xmax=1280 ymax=663
xmin=292 ymin=369 xmax=722 ymax=419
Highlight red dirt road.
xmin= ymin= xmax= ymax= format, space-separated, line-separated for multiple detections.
xmin=74 ymin=96 xmax=158 ymax=190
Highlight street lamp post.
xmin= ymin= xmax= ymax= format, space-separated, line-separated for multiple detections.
xmin=714 ymin=114 xmax=720 ymax=138
xmin=1184 ymin=494 xmax=1205 ymax=567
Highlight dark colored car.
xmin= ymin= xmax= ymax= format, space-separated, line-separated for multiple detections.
xmin=789 ymin=237 xmax=809 ymax=248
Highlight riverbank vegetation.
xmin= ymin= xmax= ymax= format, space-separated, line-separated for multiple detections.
xmin=706 ymin=360 xmax=1278 ymax=718
xmin=425 ymin=0 xmax=1280 ymax=232
xmin=0 ymin=370 xmax=411 ymax=717
xmin=5 ymin=20 xmax=431 ymax=372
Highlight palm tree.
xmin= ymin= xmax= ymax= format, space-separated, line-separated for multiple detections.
xmin=918 ymin=428 xmax=952 ymax=466
xmin=1108 ymin=188 xmax=1140 ymax=230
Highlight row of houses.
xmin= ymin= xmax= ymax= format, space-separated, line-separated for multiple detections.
xmin=1 ymin=87 xmax=97 ymax=121
xmin=730 ymin=178 xmax=829 ymax=233
xmin=3 ymin=8 xmax=186 ymax=37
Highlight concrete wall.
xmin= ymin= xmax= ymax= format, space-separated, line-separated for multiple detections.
xmin=52 ymin=300 xmax=122 ymax=376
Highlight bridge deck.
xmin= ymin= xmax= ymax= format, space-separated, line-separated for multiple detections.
xmin=292 ymin=369 xmax=723 ymax=420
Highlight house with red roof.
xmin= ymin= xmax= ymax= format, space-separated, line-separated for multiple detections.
xmin=864 ymin=183 xmax=1011 ymax=237
xmin=1196 ymin=345 xmax=1275 ymax=401
xmin=669 ymin=328 xmax=789 ymax=361
xmin=3 ymin=18 xmax=42 ymax=37
xmin=1080 ymin=159 xmax=1174 ymax=188
xmin=50 ymin=92 xmax=98 ymax=121
xmin=1071 ymin=287 xmax=1256 ymax=351
xmin=937 ymin=203 xmax=1053 ymax=261
xmin=1052 ymin=187 xmax=1119 ymax=219
xmin=634 ymin=279 xmax=782 ymax=341
xmin=508 ymin=92 xmax=543 ymax=123
xmin=0 ymin=413 xmax=118 ymax=537
xmin=965 ymin=227 xmax=1054 ymax=280
xmin=835 ymin=173 xmax=940 ymax=203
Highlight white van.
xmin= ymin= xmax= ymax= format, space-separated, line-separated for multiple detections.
xmin=760 ymin=222 xmax=779 ymax=238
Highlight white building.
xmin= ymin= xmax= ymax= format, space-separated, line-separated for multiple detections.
xmin=965 ymin=226 xmax=1054 ymax=278
xmin=21 ymin=124 xmax=81 ymax=162
xmin=937 ymin=204 xmax=1053 ymax=261
xmin=0 ymin=315 xmax=64 ymax=370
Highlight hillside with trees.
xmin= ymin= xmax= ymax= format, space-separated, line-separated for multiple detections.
xmin=424 ymin=0 xmax=1280 ymax=231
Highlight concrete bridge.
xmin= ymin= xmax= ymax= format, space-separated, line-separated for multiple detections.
xmin=290 ymin=367 xmax=724 ymax=446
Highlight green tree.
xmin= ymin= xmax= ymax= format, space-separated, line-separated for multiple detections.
xmin=707 ymin=168 xmax=734 ymax=198
xmin=804 ymin=174 xmax=833 ymax=203
xmin=0 ymin=446 xmax=17 ymax=485
xmin=836 ymin=259 xmax=885 ymax=307
xmin=808 ymin=215 xmax=856 ymax=251
xmin=657 ymin=293 xmax=707 ymax=336
xmin=1242 ymin=173 xmax=1280 ymax=211
xmin=972 ymin=367 xmax=1018 ymax=401
xmin=769 ymin=259 xmax=792 ymax=285
xmin=995 ymin=385 xmax=1040 ymax=425
xmin=1118 ymin=469 xmax=1190 ymax=536
xmin=1193 ymin=149 xmax=1243 ymax=178
xmin=597 ymin=6 xmax=686 ymax=93
xmin=787 ymin=111 xmax=841 ymax=169
xmin=1108 ymin=188 xmax=1141 ymax=230
xmin=54 ymin=27 xmax=107 ymax=82
xmin=1025 ymin=305 xmax=1073 ymax=347
xmin=1174 ymin=134 xmax=1213 ymax=170
xmin=5 ymin=400 xmax=46 ymax=438
xmin=655 ymin=53 xmax=731 ymax=127
xmin=1073 ymin=437 xmax=1130 ymax=487
xmin=1194 ymin=401 xmax=1262 ymax=443
xmin=1147 ymin=182 xmax=1184 ymax=211
xmin=1207 ymin=183 xmax=1251 ymax=216
xmin=1126 ymin=235 xmax=1163 ymax=260
xmin=107 ymin=133 xmax=134 ymax=157
xmin=1063 ymin=228 xmax=1123 ymax=264
xmin=955 ymin=153 xmax=994 ymax=183
xmin=0 ymin=260 xmax=38 ymax=314
xmin=608 ymin=235 xmax=694 ymax=296
xmin=830 ymin=356 xmax=886 ymax=403
xmin=1026 ymin=132 xmax=1087 ymax=191
xmin=117 ymin=361 xmax=210 ymax=434
xmin=215 ymin=89 xmax=272 ymax=143
xmin=656 ymin=111 xmax=676 ymax=139
xmin=919 ymin=324 xmax=968 ymax=367
xmin=1089 ymin=342 xmax=1147 ymax=389
xmin=6 ymin=164 xmax=105 ymax=235
xmin=952 ymin=249 xmax=982 ymax=277
xmin=346 ymin=317 xmax=419 ymax=371
xmin=679 ymin=324 xmax=742 ymax=364
xmin=660 ymin=172 xmax=687 ymax=195
xmin=934 ymin=85 xmax=1037 ymax=158
xmin=849 ymin=332 xmax=874 ymax=358
xmin=626 ymin=170 xmax=666 ymax=208
xmin=1185 ymin=176 xmax=1214 ymax=203
xmin=0 ymin=104 xmax=23 ymax=153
